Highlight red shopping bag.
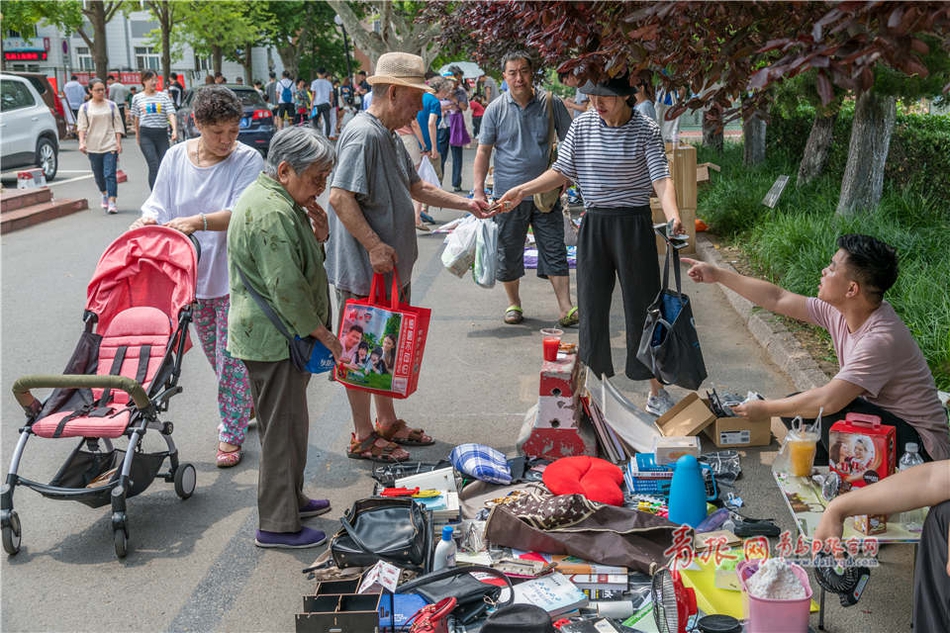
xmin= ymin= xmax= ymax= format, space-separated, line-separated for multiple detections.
xmin=335 ymin=273 xmax=431 ymax=398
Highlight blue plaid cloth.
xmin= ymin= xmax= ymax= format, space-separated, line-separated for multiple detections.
xmin=449 ymin=443 xmax=512 ymax=485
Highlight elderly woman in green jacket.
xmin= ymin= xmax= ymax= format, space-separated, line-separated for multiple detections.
xmin=227 ymin=127 xmax=342 ymax=550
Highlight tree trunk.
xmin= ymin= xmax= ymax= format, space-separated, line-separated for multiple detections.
xmin=797 ymin=111 xmax=838 ymax=187
xmin=743 ymin=106 xmax=767 ymax=167
xmin=703 ymin=102 xmax=724 ymax=154
xmin=243 ymin=44 xmax=253 ymax=84
xmin=161 ymin=11 xmax=172 ymax=85
xmin=277 ymin=45 xmax=298 ymax=81
xmin=89 ymin=2 xmax=109 ymax=81
xmin=212 ymin=45 xmax=223 ymax=75
xmin=836 ymin=91 xmax=896 ymax=216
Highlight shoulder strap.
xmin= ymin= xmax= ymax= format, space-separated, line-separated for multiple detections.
xmin=544 ymin=91 xmax=556 ymax=155
xmin=234 ymin=265 xmax=294 ymax=343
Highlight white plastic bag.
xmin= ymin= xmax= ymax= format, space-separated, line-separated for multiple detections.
xmin=417 ymin=155 xmax=440 ymax=188
xmin=441 ymin=214 xmax=478 ymax=278
xmin=473 ymin=218 xmax=498 ymax=289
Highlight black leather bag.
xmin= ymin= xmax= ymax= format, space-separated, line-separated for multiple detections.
xmin=329 ymin=497 xmax=431 ymax=571
xmin=399 ymin=565 xmax=514 ymax=624
xmin=636 ymin=241 xmax=708 ymax=390
xmin=481 ymin=604 xmax=555 ymax=632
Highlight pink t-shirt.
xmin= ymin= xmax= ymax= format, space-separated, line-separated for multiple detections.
xmin=807 ymin=298 xmax=950 ymax=460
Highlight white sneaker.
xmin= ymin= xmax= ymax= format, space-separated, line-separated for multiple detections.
xmin=646 ymin=388 xmax=676 ymax=416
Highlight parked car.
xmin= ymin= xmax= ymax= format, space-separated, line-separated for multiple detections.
xmin=0 ymin=73 xmax=59 ymax=181
xmin=6 ymin=71 xmax=69 ymax=139
xmin=176 ymin=84 xmax=275 ymax=155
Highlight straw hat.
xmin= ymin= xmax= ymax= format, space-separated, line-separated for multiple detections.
xmin=367 ymin=52 xmax=434 ymax=93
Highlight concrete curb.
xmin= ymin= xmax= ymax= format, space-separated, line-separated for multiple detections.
xmin=692 ymin=234 xmax=831 ymax=392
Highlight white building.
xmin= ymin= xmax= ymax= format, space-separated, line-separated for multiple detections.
xmin=3 ymin=8 xmax=283 ymax=89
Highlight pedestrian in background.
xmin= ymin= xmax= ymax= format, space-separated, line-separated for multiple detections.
xmin=130 ymin=69 xmax=177 ymax=190
xmin=64 ymin=75 xmax=86 ymax=120
xmin=228 ymin=127 xmax=342 ymax=549
xmin=309 ymin=68 xmax=333 ymax=137
xmin=131 ymin=85 xmax=263 ymax=468
xmin=77 ymin=77 xmax=124 ymax=214
xmin=632 ymin=70 xmax=657 ymax=120
xmin=106 ymin=75 xmax=129 ymax=135
xmin=294 ymin=79 xmax=311 ymax=126
xmin=167 ymin=72 xmax=184 ymax=108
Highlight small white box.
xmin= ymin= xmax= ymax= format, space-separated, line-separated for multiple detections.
xmin=17 ymin=169 xmax=46 ymax=189
xmin=652 ymin=435 xmax=701 ymax=465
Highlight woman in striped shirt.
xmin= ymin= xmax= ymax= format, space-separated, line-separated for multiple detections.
xmin=496 ymin=75 xmax=685 ymax=417
xmin=131 ymin=70 xmax=178 ymax=189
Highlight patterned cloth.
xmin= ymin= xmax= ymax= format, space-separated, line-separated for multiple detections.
xmin=503 ymin=492 xmax=600 ymax=530
xmin=193 ymin=295 xmax=252 ymax=446
xmin=449 ymin=443 xmax=512 ymax=485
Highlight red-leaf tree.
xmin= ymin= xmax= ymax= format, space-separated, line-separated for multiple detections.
xmin=429 ymin=1 xmax=950 ymax=213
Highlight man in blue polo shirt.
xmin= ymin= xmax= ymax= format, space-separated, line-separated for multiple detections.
xmin=472 ymin=50 xmax=577 ymax=328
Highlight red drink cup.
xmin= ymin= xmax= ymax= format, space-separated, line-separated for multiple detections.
xmin=540 ymin=328 xmax=563 ymax=362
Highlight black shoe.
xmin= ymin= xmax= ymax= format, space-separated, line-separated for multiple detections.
xmin=452 ymin=187 xmax=464 ymax=193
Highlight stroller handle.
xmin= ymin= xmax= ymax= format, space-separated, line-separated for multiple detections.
xmin=12 ymin=375 xmax=151 ymax=413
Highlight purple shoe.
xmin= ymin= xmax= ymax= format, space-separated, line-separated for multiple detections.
xmin=299 ymin=498 xmax=332 ymax=518
xmin=254 ymin=527 xmax=327 ymax=549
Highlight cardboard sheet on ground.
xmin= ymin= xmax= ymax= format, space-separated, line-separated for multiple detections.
xmin=678 ymin=557 xmax=819 ymax=619
xmin=587 ymin=371 xmax=661 ymax=453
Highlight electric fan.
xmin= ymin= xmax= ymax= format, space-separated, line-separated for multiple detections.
xmin=651 ymin=566 xmax=697 ymax=633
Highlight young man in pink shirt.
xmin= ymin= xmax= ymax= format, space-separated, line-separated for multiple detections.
xmin=683 ymin=234 xmax=950 ymax=464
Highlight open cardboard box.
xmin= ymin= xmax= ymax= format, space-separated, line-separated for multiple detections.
xmin=653 ymin=392 xmax=772 ymax=448
xmin=702 ymin=398 xmax=772 ymax=448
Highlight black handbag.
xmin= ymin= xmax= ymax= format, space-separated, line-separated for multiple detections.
xmin=399 ymin=565 xmax=514 ymax=624
xmin=636 ymin=239 xmax=707 ymax=390
xmin=481 ymin=604 xmax=556 ymax=632
xmin=329 ymin=497 xmax=431 ymax=572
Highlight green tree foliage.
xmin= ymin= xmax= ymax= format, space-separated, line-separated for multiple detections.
xmin=176 ymin=1 xmax=273 ymax=77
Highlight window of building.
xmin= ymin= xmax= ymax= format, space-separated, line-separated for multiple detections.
xmin=76 ymin=46 xmax=95 ymax=71
xmin=135 ymin=46 xmax=160 ymax=70
xmin=194 ymin=54 xmax=212 ymax=73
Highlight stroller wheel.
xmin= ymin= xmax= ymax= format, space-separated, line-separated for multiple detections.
xmin=174 ymin=463 xmax=196 ymax=499
xmin=2 ymin=510 xmax=22 ymax=555
xmin=114 ymin=526 xmax=128 ymax=558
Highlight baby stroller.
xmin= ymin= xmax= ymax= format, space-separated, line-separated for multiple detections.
xmin=3 ymin=226 xmax=199 ymax=558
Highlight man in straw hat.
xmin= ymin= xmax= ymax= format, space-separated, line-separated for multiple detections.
xmin=327 ymin=52 xmax=491 ymax=463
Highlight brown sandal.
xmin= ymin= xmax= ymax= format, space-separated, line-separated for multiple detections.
xmin=347 ymin=432 xmax=410 ymax=463
xmin=375 ymin=419 xmax=435 ymax=446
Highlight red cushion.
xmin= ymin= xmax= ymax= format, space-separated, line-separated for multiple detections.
xmin=542 ymin=456 xmax=625 ymax=506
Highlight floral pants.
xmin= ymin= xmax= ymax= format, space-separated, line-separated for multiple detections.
xmin=193 ymin=295 xmax=252 ymax=446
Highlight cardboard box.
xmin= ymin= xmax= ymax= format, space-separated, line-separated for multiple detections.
xmin=702 ymin=406 xmax=772 ymax=448
xmin=17 ymin=169 xmax=46 ymax=189
xmin=653 ymin=435 xmax=701 ymax=465
xmin=654 ymin=392 xmax=716 ymax=437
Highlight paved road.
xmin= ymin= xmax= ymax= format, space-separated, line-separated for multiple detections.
xmin=1 ymin=140 xmax=912 ymax=632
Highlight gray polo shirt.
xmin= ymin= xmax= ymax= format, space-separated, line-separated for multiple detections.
xmin=478 ymin=89 xmax=572 ymax=196
xmin=326 ymin=111 xmax=420 ymax=296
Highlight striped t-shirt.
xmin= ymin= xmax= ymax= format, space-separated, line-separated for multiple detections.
xmin=553 ymin=109 xmax=670 ymax=208
xmin=131 ymin=91 xmax=176 ymax=129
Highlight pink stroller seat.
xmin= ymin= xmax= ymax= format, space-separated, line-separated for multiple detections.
xmin=32 ymin=306 xmax=173 ymax=439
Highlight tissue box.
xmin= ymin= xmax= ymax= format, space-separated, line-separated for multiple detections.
xmin=653 ymin=435 xmax=701 ymax=465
